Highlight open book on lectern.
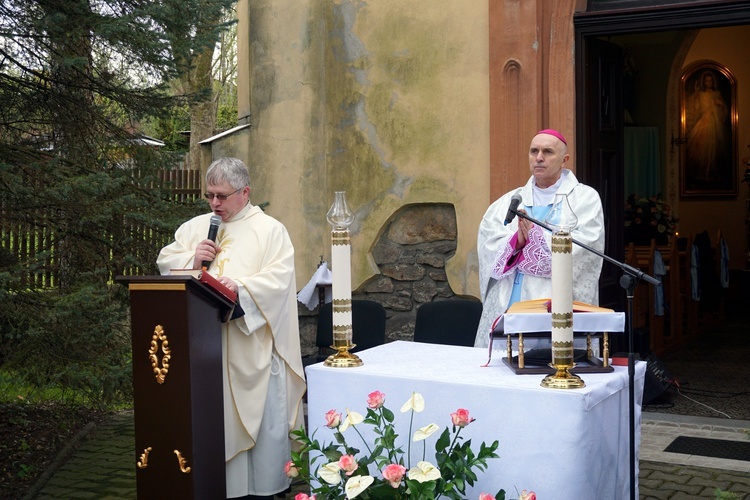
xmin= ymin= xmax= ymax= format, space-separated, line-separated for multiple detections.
xmin=170 ymin=268 xmax=245 ymax=321
xmin=506 ymin=298 xmax=614 ymax=314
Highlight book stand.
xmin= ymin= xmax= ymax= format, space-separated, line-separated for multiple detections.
xmin=502 ymin=331 xmax=611 ymax=374
xmin=488 ymin=310 xmax=625 ymax=374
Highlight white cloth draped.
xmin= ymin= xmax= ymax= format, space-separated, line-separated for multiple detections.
xmin=297 ymin=261 xmax=332 ymax=310
xmin=306 ymin=341 xmax=645 ymax=499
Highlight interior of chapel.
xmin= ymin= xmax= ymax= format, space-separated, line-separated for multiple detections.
xmin=589 ymin=24 xmax=750 ymax=357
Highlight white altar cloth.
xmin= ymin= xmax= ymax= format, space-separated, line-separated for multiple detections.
xmin=306 ymin=340 xmax=645 ymax=499
xmin=503 ymin=311 xmax=625 ymax=334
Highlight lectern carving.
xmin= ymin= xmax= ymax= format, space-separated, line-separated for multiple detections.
xmin=118 ymin=275 xmax=234 ymax=499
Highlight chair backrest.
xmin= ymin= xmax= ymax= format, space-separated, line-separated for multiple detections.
xmin=413 ymin=300 xmax=483 ymax=347
xmin=316 ymin=299 xmax=387 ymax=353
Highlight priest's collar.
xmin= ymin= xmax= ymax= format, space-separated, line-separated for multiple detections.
xmin=228 ymin=201 xmax=253 ymax=222
xmin=532 ymin=170 xmax=569 ymax=206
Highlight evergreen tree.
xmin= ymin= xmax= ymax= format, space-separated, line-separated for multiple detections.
xmin=0 ymin=0 xmax=233 ymax=405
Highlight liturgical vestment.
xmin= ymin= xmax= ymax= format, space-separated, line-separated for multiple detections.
xmin=474 ymin=170 xmax=605 ymax=348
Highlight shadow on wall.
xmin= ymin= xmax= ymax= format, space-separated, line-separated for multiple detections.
xmin=298 ymin=203 xmax=477 ymax=356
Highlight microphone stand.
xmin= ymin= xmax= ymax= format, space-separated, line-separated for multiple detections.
xmin=512 ymin=208 xmax=659 ymax=500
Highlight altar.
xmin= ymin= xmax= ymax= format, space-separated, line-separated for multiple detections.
xmin=306 ymin=340 xmax=645 ymax=499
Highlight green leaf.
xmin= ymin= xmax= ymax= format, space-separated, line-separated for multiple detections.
xmin=383 ymin=407 xmax=395 ymax=422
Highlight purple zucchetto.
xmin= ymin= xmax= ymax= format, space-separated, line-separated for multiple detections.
xmin=537 ymin=129 xmax=567 ymax=146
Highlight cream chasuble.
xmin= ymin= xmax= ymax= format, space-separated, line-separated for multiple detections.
xmin=157 ymin=204 xmax=306 ymax=496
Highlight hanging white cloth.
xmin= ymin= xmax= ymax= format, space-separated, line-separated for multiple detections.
xmin=297 ymin=261 xmax=332 ymax=310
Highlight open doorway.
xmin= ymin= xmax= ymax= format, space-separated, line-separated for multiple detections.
xmin=575 ymin=4 xmax=750 ymax=320
xmin=574 ymin=2 xmax=750 ymax=421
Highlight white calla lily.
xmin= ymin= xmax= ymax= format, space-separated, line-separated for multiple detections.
xmin=318 ymin=462 xmax=342 ymax=485
xmin=400 ymin=392 xmax=425 ymax=413
xmin=413 ymin=423 xmax=440 ymax=441
xmin=407 ymin=460 xmax=441 ymax=483
xmin=344 ymin=475 xmax=374 ymax=498
xmin=339 ymin=408 xmax=365 ymax=433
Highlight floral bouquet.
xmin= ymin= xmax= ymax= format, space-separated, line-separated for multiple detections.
xmin=624 ymin=194 xmax=677 ymax=246
xmin=286 ymin=390 xmax=534 ymax=500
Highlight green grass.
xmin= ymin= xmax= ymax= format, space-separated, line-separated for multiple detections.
xmin=0 ymin=370 xmax=131 ymax=410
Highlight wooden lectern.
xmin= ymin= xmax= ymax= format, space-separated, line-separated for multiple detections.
xmin=118 ymin=275 xmax=234 ymax=499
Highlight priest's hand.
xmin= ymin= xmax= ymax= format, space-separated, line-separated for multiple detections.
xmin=193 ymin=239 xmax=221 ymax=269
xmin=217 ymin=275 xmax=238 ymax=294
xmin=516 ymin=209 xmax=532 ymax=248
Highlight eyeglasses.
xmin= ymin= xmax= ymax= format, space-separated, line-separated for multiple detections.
xmin=204 ymin=188 xmax=241 ymax=201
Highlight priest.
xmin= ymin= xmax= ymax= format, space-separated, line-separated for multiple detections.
xmin=157 ymin=157 xmax=306 ymax=500
xmin=474 ymin=130 xmax=605 ymax=348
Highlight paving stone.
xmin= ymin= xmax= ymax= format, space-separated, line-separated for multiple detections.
xmin=638 ymin=486 xmax=673 ymax=499
xmin=687 ymin=476 xmax=732 ymax=490
xmin=717 ymin=473 xmax=750 ymax=486
xmin=658 ymin=481 xmax=705 ymax=496
xmin=649 ymin=470 xmax=692 ymax=484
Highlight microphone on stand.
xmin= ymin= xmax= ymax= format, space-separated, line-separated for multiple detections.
xmin=504 ymin=192 xmax=523 ymax=225
xmin=201 ymin=214 xmax=222 ymax=270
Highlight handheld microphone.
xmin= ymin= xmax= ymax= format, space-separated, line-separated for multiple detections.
xmin=504 ymin=192 xmax=523 ymax=225
xmin=201 ymin=214 xmax=222 ymax=269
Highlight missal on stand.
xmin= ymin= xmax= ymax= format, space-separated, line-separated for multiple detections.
xmin=507 ymin=298 xmax=614 ymax=314
xmin=170 ymin=269 xmax=244 ymax=320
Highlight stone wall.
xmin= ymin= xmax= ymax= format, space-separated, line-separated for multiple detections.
xmin=298 ymin=203 xmax=480 ymax=357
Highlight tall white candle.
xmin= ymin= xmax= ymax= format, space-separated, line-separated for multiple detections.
xmin=550 ymin=232 xmax=574 ymax=365
xmin=331 ymin=229 xmax=353 ymax=348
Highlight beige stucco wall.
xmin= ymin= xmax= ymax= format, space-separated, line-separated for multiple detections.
xmin=224 ymin=0 xmax=490 ymax=295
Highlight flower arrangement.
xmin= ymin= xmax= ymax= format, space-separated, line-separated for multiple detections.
xmin=286 ymin=390 xmax=534 ymax=500
xmin=624 ymin=194 xmax=678 ymax=246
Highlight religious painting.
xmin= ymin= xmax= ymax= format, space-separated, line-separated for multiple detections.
xmin=679 ymin=61 xmax=738 ymax=197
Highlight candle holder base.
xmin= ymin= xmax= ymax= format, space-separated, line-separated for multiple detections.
xmin=541 ymin=364 xmax=585 ymax=389
xmin=324 ymin=345 xmax=363 ymax=368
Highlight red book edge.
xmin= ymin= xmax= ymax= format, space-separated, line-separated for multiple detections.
xmin=198 ymin=271 xmax=238 ymax=304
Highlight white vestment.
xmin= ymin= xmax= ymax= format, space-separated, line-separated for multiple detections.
xmin=157 ymin=204 xmax=306 ymax=497
xmin=474 ymin=170 xmax=605 ymax=348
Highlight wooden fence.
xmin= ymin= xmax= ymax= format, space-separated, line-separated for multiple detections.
xmin=0 ymin=169 xmax=202 ymax=289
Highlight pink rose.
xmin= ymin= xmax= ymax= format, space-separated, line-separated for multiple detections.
xmin=519 ymin=490 xmax=537 ymax=500
xmin=284 ymin=460 xmax=299 ymax=478
xmin=325 ymin=409 xmax=342 ymax=428
xmin=478 ymin=494 xmax=495 ymax=500
xmin=367 ymin=390 xmax=386 ymax=409
xmin=450 ymin=408 xmax=475 ymax=428
xmin=295 ymin=494 xmax=315 ymax=500
xmin=382 ymin=463 xmax=407 ymax=488
xmin=338 ymin=454 xmax=358 ymax=476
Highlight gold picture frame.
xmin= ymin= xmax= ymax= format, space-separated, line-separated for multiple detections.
xmin=679 ymin=60 xmax=738 ymax=198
